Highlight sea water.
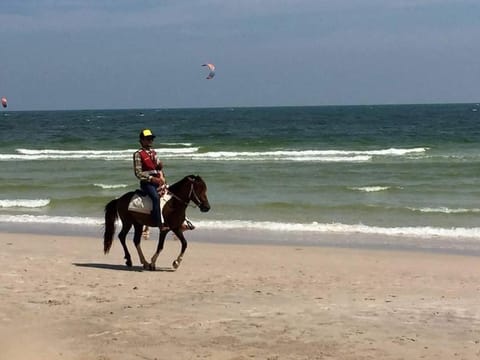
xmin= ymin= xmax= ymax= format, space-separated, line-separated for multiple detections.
xmin=1 ymin=104 xmax=480 ymax=251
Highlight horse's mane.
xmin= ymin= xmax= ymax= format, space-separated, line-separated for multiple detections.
xmin=168 ymin=174 xmax=201 ymax=193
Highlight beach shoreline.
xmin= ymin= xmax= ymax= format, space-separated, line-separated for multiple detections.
xmin=1 ymin=221 xmax=480 ymax=257
xmin=1 ymin=231 xmax=480 ymax=359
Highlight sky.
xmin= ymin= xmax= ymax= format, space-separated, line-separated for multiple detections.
xmin=1 ymin=0 xmax=479 ymax=110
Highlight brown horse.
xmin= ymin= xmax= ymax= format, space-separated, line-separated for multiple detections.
xmin=103 ymin=175 xmax=210 ymax=270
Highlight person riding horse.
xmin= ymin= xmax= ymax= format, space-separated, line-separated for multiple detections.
xmin=104 ymin=175 xmax=210 ymax=270
xmin=133 ymin=129 xmax=167 ymax=229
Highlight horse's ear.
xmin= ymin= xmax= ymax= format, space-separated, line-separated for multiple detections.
xmin=187 ymin=174 xmax=200 ymax=182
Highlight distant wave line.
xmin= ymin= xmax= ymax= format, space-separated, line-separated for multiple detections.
xmin=182 ymin=154 xmax=372 ymax=162
xmin=407 ymin=207 xmax=480 ymax=214
xmin=0 ymin=147 xmax=198 ymax=161
xmin=0 ymin=147 xmax=427 ymax=162
xmin=0 ymin=153 xmax=371 ymax=163
xmin=166 ymin=147 xmax=426 ymax=162
xmin=177 ymin=147 xmax=428 ymax=158
xmin=152 ymin=147 xmax=428 ymax=162
xmin=0 ymin=199 xmax=50 ymax=208
xmin=349 ymin=186 xmax=391 ymax=192
xmin=163 ymin=142 xmax=192 ymax=146
xmin=0 ymin=214 xmax=100 ymax=225
xmin=93 ymin=183 xmax=129 ymax=189
xmin=16 ymin=148 xmax=198 ymax=155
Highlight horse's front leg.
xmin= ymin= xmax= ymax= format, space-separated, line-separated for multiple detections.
xmin=150 ymin=229 xmax=169 ymax=271
xmin=133 ymin=224 xmax=150 ymax=270
xmin=171 ymin=228 xmax=187 ymax=270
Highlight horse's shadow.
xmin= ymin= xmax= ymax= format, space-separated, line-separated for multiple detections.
xmin=73 ymin=263 xmax=176 ymax=272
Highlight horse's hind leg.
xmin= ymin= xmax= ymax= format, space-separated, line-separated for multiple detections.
xmin=118 ymin=223 xmax=133 ymax=267
xmin=133 ymin=224 xmax=150 ymax=270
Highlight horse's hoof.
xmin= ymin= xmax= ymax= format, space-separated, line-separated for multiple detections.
xmin=126 ymin=259 xmax=133 ymax=267
xmin=149 ymin=263 xmax=156 ymax=271
xmin=172 ymin=260 xmax=180 ymax=269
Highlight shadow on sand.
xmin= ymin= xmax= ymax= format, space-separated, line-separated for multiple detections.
xmin=73 ymin=263 xmax=176 ymax=272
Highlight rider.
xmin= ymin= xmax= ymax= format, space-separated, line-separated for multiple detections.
xmin=133 ymin=129 xmax=166 ymax=229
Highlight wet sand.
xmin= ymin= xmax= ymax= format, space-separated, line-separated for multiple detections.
xmin=1 ymin=231 xmax=480 ymax=359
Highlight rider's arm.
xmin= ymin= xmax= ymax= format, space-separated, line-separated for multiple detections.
xmin=153 ymin=152 xmax=165 ymax=184
xmin=154 ymin=151 xmax=163 ymax=171
xmin=133 ymin=151 xmax=155 ymax=182
xmin=158 ymin=170 xmax=166 ymax=184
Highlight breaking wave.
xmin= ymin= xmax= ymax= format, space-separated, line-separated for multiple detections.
xmin=0 ymin=199 xmax=50 ymax=208
xmin=0 ymin=147 xmax=428 ymax=163
xmin=0 ymin=215 xmax=478 ymax=240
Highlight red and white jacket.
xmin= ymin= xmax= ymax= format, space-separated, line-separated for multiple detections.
xmin=133 ymin=148 xmax=162 ymax=182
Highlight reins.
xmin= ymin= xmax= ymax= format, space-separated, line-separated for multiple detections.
xmin=167 ymin=181 xmax=201 ymax=208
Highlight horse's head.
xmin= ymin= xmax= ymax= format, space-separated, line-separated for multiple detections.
xmin=187 ymin=175 xmax=210 ymax=212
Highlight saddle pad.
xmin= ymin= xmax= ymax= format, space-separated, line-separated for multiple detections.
xmin=127 ymin=193 xmax=172 ymax=215
xmin=127 ymin=193 xmax=152 ymax=214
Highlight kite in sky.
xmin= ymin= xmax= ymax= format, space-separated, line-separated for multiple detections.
xmin=202 ymin=63 xmax=215 ymax=80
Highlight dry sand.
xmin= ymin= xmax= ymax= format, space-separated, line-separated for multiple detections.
xmin=1 ymin=231 xmax=480 ymax=360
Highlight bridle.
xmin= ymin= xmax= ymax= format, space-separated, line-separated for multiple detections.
xmin=168 ymin=178 xmax=203 ymax=208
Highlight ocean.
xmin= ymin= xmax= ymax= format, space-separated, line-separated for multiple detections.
xmin=1 ymin=104 xmax=480 ymax=252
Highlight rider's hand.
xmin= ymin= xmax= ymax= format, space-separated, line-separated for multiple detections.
xmin=157 ymin=184 xmax=168 ymax=196
xmin=150 ymin=177 xmax=163 ymax=185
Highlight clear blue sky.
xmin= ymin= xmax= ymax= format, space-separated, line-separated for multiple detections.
xmin=1 ymin=0 xmax=479 ymax=110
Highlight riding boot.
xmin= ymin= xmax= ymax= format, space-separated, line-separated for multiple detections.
xmin=159 ymin=213 xmax=169 ymax=231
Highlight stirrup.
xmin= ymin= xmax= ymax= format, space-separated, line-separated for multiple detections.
xmin=141 ymin=226 xmax=150 ymax=240
xmin=159 ymin=223 xmax=169 ymax=231
xmin=185 ymin=219 xmax=195 ymax=230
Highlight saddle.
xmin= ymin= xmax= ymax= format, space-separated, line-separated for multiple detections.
xmin=127 ymin=190 xmax=171 ymax=214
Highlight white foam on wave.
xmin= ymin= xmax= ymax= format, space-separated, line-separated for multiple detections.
xmin=163 ymin=142 xmax=192 ymax=146
xmin=169 ymin=147 xmax=427 ymax=162
xmin=0 ymin=199 xmax=50 ymax=208
xmin=93 ymin=183 xmax=128 ymax=189
xmin=407 ymin=207 xmax=480 ymax=214
xmin=0 ymin=148 xmax=199 ymax=161
xmin=198 ymin=220 xmax=480 ymax=239
xmin=17 ymin=149 xmax=133 ymax=155
xmin=360 ymin=148 xmax=428 ymax=156
xmin=17 ymin=148 xmax=197 ymax=155
xmin=0 ymin=214 xmax=101 ymax=225
xmin=0 ymin=147 xmax=427 ymax=162
xmin=172 ymin=151 xmax=372 ymax=162
xmin=184 ymin=153 xmax=372 ymax=162
xmin=0 ymin=214 xmax=479 ymax=240
xmin=350 ymin=186 xmax=391 ymax=192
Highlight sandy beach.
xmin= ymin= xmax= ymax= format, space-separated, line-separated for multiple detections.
xmin=1 ymin=231 xmax=480 ymax=360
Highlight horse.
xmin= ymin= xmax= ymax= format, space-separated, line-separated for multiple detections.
xmin=103 ymin=175 xmax=210 ymax=270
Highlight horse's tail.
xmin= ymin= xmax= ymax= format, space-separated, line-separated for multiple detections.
xmin=104 ymin=199 xmax=118 ymax=254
